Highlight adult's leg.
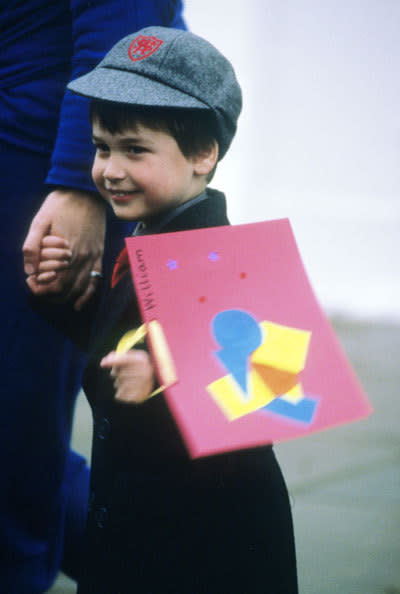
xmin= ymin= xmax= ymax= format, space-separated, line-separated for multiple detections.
xmin=0 ymin=141 xmax=90 ymax=593
xmin=0 ymin=140 xmax=133 ymax=592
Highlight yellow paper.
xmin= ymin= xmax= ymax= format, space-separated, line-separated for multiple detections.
xmin=207 ymin=368 xmax=276 ymax=421
xmin=251 ymin=321 xmax=311 ymax=374
xmin=280 ymin=383 xmax=304 ymax=404
xmin=115 ymin=322 xmax=177 ymax=394
xmin=116 ymin=325 xmax=146 ymax=353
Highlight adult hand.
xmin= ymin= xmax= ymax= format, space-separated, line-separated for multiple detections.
xmin=23 ymin=188 xmax=106 ymax=310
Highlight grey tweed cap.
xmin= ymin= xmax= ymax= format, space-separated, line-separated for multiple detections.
xmin=68 ymin=26 xmax=242 ymax=160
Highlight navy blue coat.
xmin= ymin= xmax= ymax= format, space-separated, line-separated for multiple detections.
xmin=78 ymin=190 xmax=298 ymax=593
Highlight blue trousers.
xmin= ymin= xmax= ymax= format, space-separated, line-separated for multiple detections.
xmin=0 ymin=140 xmax=131 ymax=592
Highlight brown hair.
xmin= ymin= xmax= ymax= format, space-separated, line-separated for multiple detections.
xmin=90 ymin=100 xmax=218 ymax=180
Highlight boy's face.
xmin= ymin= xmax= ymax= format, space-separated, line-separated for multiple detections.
xmin=91 ymin=119 xmax=205 ymax=221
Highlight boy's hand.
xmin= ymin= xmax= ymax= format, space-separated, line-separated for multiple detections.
xmin=38 ymin=235 xmax=72 ymax=282
xmin=100 ymin=350 xmax=156 ymax=404
xmin=26 ymin=235 xmax=72 ymax=295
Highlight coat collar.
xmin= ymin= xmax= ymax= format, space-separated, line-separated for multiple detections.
xmin=137 ymin=187 xmax=229 ymax=235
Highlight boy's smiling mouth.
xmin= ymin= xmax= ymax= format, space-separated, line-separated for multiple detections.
xmin=106 ymin=189 xmax=139 ymax=203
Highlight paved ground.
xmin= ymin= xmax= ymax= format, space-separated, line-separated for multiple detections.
xmin=48 ymin=318 xmax=400 ymax=593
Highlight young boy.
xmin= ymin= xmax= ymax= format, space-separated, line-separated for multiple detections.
xmin=32 ymin=27 xmax=298 ymax=593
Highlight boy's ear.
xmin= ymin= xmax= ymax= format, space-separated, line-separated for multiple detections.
xmin=192 ymin=141 xmax=219 ymax=176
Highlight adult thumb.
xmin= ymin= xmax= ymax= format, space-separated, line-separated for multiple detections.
xmin=22 ymin=215 xmax=50 ymax=275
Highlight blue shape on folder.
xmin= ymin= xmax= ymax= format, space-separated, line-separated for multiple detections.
xmin=212 ymin=310 xmax=262 ymax=394
xmin=262 ymin=396 xmax=318 ymax=425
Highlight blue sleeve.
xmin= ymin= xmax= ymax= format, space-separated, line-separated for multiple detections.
xmin=46 ymin=0 xmax=186 ymax=191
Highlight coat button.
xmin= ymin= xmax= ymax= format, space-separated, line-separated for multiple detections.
xmin=95 ymin=505 xmax=108 ymax=529
xmin=96 ymin=417 xmax=110 ymax=440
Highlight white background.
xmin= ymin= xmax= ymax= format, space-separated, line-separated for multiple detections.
xmin=184 ymin=0 xmax=399 ymax=320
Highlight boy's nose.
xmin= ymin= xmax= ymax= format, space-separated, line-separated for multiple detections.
xmin=103 ymin=156 xmax=126 ymax=181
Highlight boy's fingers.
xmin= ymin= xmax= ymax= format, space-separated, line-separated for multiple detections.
xmin=100 ymin=351 xmax=118 ymax=368
xmin=100 ymin=350 xmax=149 ymax=367
xmin=38 ymin=259 xmax=70 ymax=273
xmin=100 ymin=351 xmax=155 ymax=404
xmin=100 ymin=352 xmax=131 ymax=371
xmin=100 ymin=351 xmax=150 ymax=380
xmin=40 ymin=247 xmax=73 ymax=261
xmin=26 ymin=275 xmax=60 ymax=296
xmin=36 ymin=271 xmax=57 ymax=284
xmin=41 ymin=235 xmax=71 ymax=249
xmin=115 ymin=386 xmax=144 ymax=403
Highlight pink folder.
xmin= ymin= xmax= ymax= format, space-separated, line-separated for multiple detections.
xmin=125 ymin=219 xmax=372 ymax=459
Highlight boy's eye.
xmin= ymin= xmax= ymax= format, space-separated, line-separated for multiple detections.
xmin=127 ymin=145 xmax=147 ymax=154
xmin=94 ymin=143 xmax=109 ymax=153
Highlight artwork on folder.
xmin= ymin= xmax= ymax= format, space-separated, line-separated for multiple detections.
xmin=125 ymin=219 xmax=372 ymax=459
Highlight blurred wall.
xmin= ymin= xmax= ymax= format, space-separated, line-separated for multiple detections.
xmin=184 ymin=0 xmax=399 ymax=320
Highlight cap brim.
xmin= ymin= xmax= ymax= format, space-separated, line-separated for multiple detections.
xmin=68 ymin=67 xmax=210 ymax=111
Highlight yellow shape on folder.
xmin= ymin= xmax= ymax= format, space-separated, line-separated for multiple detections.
xmin=207 ymin=367 xmax=277 ymax=421
xmin=280 ymin=383 xmax=304 ymax=404
xmin=251 ymin=321 xmax=311 ymax=374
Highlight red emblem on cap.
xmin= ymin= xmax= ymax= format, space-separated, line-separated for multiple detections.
xmin=128 ymin=35 xmax=163 ymax=62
